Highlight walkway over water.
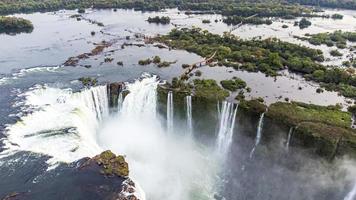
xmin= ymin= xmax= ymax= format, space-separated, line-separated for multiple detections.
xmin=181 ymin=51 xmax=217 ymax=79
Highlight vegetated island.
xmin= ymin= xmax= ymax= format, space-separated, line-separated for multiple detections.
xmin=147 ymin=16 xmax=170 ymax=24
xmin=154 ymin=28 xmax=356 ymax=98
xmin=295 ymin=30 xmax=356 ymax=49
xmin=0 ymin=16 xmax=33 ymax=34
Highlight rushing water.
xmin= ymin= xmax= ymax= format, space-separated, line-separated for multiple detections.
xmin=99 ymin=75 xmax=216 ymax=200
xmin=249 ymin=112 xmax=265 ymax=158
xmin=167 ymin=91 xmax=174 ymax=134
xmin=117 ymin=92 xmax=123 ymax=112
xmin=2 ymin=85 xmax=108 ymax=165
xmin=186 ymin=95 xmax=193 ymax=136
xmin=286 ymin=127 xmax=294 ymax=151
xmin=344 ymin=182 xmax=356 ymax=200
xmin=216 ymin=101 xmax=238 ymax=156
xmin=0 ymin=7 xmax=356 ymax=200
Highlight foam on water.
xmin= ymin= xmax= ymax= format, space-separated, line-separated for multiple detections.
xmin=99 ymin=74 xmax=216 ymax=200
xmin=2 ymin=85 xmax=108 ymax=165
xmin=0 ymin=66 xmax=60 ymax=86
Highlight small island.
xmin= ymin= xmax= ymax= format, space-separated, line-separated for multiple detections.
xmin=0 ymin=16 xmax=33 ymax=34
xmin=147 ymin=16 xmax=170 ymax=24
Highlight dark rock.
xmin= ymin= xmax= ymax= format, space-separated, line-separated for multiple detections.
xmin=108 ymin=82 xmax=124 ymax=108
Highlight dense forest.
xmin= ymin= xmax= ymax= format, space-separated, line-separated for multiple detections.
xmin=155 ymin=28 xmax=356 ymax=98
xmin=286 ymin=0 xmax=356 ymax=10
xmin=0 ymin=16 xmax=33 ymax=34
xmin=0 ymin=0 xmax=342 ymax=16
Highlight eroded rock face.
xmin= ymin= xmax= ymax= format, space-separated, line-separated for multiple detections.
xmin=108 ymin=82 xmax=124 ymax=108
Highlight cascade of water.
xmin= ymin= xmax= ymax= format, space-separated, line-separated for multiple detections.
xmin=3 ymin=85 xmax=109 ymax=165
xmin=167 ymin=91 xmax=174 ymax=133
xmin=120 ymin=75 xmax=158 ymax=119
xmin=344 ymin=182 xmax=356 ymax=200
xmin=100 ymin=74 xmax=216 ymax=199
xmin=286 ymin=127 xmax=294 ymax=151
xmin=216 ymin=101 xmax=238 ymax=155
xmin=117 ymin=92 xmax=124 ymax=112
xmin=249 ymin=112 xmax=265 ymax=158
xmin=217 ymin=101 xmax=221 ymax=117
xmin=186 ymin=95 xmax=193 ymax=136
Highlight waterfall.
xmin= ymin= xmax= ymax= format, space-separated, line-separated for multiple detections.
xmin=216 ymin=101 xmax=238 ymax=155
xmin=249 ymin=112 xmax=265 ymax=158
xmin=3 ymin=85 xmax=109 ymax=165
xmin=167 ymin=91 xmax=174 ymax=133
xmin=186 ymin=95 xmax=193 ymax=136
xmin=286 ymin=127 xmax=293 ymax=151
xmin=99 ymin=74 xmax=216 ymax=199
xmin=117 ymin=92 xmax=123 ymax=112
xmin=344 ymin=182 xmax=356 ymax=200
xmin=119 ymin=74 xmax=158 ymax=118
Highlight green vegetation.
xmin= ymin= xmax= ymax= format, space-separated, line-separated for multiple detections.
xmin=93 ymin=150 xmax=129 ymax=177
xmin=223 ymin=16 xmax=272 ymax=25
xmin=266 ymin=101 xmax=356 ymax=157
xmin=286 ymin=0 xmax=356 ymax=10
xmin=156 ymin=27 xmax=323 ymax=77
xmin=330 ymin=49 xmax=343 ymax=57
xmin=239 ymin=99 xmax=267 ymax=114
xmin=0 ymin=16 xmax=33 ymax=34
xmin=331 ymin=13 xmax=343 ymax=19
xmin=138 ymin=58 xmax=152 ymax=65
xmin=220 ymin=78 xmax=246 ymax=91
xmin=299 ymin=30 xmax=356 ymax=49
xmin=138 ymin=56 xmax=176 ymax=67
xmin=156 ymin=28 xmax=356 ymax=98
xmin=193 ymin=79 xmax=229 ymax=101
xmin=78 ymin=77 xmax=97 ymax=87
xmin=147 ymin=16 xmax=170 ymax=24
xmin=282 ymin=24 xmax=288 ymax=28
xmin=152 ymin=55 xmax=161 ymax=64
xmin=0 ymin=0 xmax=326 ymax=19
xmin=202 ymin=19 xmax=211 ymax=24
xmin=78 ymin=8 xmax=85 ymax=13
xmin=298 ymin=18 xmax=312 ymax=29
xmin=267 ymin=101 xmax=351 ymax=128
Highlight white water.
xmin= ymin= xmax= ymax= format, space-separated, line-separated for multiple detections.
xmin=186 ymin=95 xmax=193 ymax=136
xmin=286 ymin=127 xmax=293 ymax=151
xmin=117 ymin=92 xmax=123 ymax=112
xmin=216 ymin=101 xmax=238 ymax=156
xmin=167 ymin=91 xmax=174 ymax=134
xmin=250 ymin=112 xmax=265 ymax=158
xmin=345 ymin=182 xmax=356 ymax=200
xmin=99 ymin=74 xmax=216 ymax=200
xmin=2 ymin=85 xmax=108 ymax=165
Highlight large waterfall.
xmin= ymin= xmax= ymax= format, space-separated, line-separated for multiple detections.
xmin=2 ymin=85 xmax=108 ymax=165
xmin=216 ymin=101 xmax=238 ymax=155
xmin=250 ymin=112 xmax=265 ymax=158
xmin=167 ymin=91 xmax=174 ymax=133
xmin=99 ymin=75 xmax=216 ymax=200
xmin=186 ymin=95 xmax=193 ymax=136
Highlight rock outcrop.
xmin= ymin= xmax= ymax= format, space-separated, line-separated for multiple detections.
xmin=107 ymin=82 xmax=124 ymax=108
